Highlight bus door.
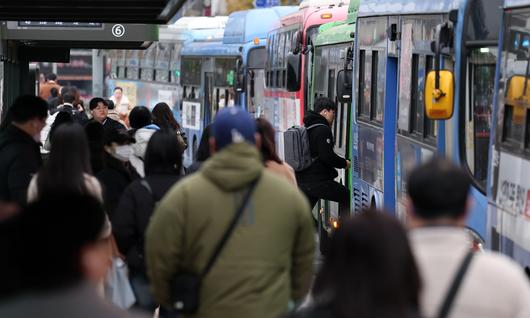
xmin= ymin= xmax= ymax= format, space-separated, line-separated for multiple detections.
xmin=329 ymin=48 xmax=350 ymax=219
xmin=204 ymin=72 xmax=215 ymax=124
xmin=180 ymin=57 xmax=202 ymax=166
xmin=212 ymin=57 xmax=237 ymax=115
xmin=247 ymin=47 xmax=267 ymax=118
xmin=312 ymin=43 xmax=352 ymax=240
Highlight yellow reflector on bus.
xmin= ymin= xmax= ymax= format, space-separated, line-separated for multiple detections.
xmin=321 ymin=13 xmax=332 ymax=19
xmin=253 ymin=37 xmax=260 ymax=45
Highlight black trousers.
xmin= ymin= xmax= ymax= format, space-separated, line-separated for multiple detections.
xmin=298 ymin=179 xmax=350 ymax=212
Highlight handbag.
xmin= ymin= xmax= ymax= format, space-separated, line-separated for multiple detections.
xmin=176 ymin=129 xmax=188 ymax=150
xmin=105 ymin=257 xmax=136 ymax=309
xmin=170 ymin=178 xmax=259 ymax=313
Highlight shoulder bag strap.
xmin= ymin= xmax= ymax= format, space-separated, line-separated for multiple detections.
xmin=200 ymin=177 xmax=259 ymax=278
xmin=438 ymin=251 xmax=475 ymax=318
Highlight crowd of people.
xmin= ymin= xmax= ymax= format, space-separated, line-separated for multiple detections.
xmin=0 ymin=78 xmax=529 ymax=318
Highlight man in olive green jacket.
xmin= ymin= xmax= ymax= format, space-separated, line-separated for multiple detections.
xmin=145 ymin=107 xmax=315 ymax=318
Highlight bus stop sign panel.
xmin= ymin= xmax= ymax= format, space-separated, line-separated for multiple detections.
xmin=4 ymin=22 xmax=158 ymax=49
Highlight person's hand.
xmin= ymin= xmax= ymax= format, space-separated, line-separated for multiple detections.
xmin=345 ymin=160 xmax=351 ymax=170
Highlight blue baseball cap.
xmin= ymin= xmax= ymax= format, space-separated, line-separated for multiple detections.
xmin=213 ymin=107 xmax=256 ymax=151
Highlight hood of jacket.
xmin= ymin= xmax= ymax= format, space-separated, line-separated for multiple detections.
xmin=132 ymin=127 xmax=156 ymax=158
xmin=201 ymin=142 xmax=263 ymax=192
xmin=303 ymin=110 xmax=330 ymax=128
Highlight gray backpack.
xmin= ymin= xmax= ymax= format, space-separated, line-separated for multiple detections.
xmin=283 ymin=124 xmax=327 ymax=172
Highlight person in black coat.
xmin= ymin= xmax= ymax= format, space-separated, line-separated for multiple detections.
xmin=85 ymin=120 xmax=105 ymax=175
xmin=296 ymin=97 xmax=350 ymax=211
xmin=96 ymin=129 xmax=139 ymax=217
xmin=88 ymin=97 xmax=126 ymax=132
xmin=112 ymin=131 xmax=183 ymax=310
xmin=0 ymin=95 xmax=48 ymax=205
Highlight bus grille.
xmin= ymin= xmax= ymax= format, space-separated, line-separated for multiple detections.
xmin=352 ymin=185 xmax=369 ymax=214
xmin=353 ymin=155 xmax=360 ymax=174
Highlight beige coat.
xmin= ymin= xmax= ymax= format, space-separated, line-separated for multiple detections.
xmin=265 ymin=160 xmax=297 ymax=186
xmin=409 ymin=227 xmax=530 ymax=318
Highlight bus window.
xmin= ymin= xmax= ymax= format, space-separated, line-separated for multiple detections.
xmin=277 ymin=33 xmax=285 ymax=87
xmin=328 ymin=69 xmax=335 ymax=99
xmin=248 ymin=48 xmax=267 ymax=116
xmin=126 ymin=50 xmax=140 ymax=80
xmin=116 ymin=50 xmax=126 ymax=78
xmin=374 ymin=50 xmax=385 ymax=123
xmin=118 ymin=66 xmax=126 ymax=79
xmin=304 ymin=26 xmax=320 ymax=109
xmin=370 ymin=50 xmax=379 ymax=122
xmin=214 ymin=58 xmax=236 ymax=87
xmin=424 ymin=55 xmax=436 ymax=137
xmin=358 ymin=50 xmax=372 ymax=118
xmin=399 ymin=17 xmax=439 ymax=142
xmin=170 ymin=42 xmax=182 ymax=84
xmin=141 ymin=45 xmax=156 ymax=81
xmin=358 ymin=50 xmax=370 ymax=117
xmin=398 ymin=22 xmax=413 ymax=132
xmin=465 ymin=47 xmax=497 ymax=187
xmin=314 ymin=46 xmax=327 ymax=96
xmin=155 ymin=43 xmax=171 ymax=83
xmin=248 ymin=69 xmax=265 ymax=117
xmin=181 ymin=58 xmax=201 ymax=87
xmin=410 ymin=54 xmax=422 ymax=134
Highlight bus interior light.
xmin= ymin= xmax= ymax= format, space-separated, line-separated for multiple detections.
xmin=480 ymin=47 xmax=490 ymax=53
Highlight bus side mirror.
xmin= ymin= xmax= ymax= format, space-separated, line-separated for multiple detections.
xmin=506 ymin=75 xmax=530 ymax=103
xmin=425 ymin=70 xmax=454 ymax=119
xmin=336 ymin=69 xmax=352 ymax=103
xmin=425 ymin=21 xmax=454 ymax=120
xmin=286 ymin=52 xmax=301 ymax=92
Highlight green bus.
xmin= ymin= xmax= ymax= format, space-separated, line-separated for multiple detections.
xmin=308 ymin=0 xmax=358 ymax=253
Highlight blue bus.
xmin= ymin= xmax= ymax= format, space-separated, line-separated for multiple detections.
xmin=487 ymin=0 xmax=530 ymax=268
xmin=348 ymin=0 xmax=502 ymax=242
xmin=179 ymin=6 xmax=297 ymax=166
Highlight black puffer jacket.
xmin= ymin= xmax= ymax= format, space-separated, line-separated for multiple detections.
xmin=96 ymin=153 xmax=139 ymax=217
xmin=112 ymin=174 xmax=180 ymax=274
xmin=296 ymin=111 xmax=347 ymax=183
xmin=0 ymin=125 xmax=42 ymax=205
